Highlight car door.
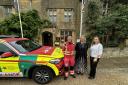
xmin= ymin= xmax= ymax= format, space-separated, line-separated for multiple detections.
xmin=0 ymin=43 xmax=23 ymax=77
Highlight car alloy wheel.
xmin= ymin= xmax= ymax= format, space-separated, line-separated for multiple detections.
xmin=35 ymin=70 xmax=49 ymax=83
xmin=32 ymin=67 xmax=54 ymax=84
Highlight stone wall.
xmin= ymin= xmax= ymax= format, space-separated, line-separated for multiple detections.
xmin=103 ymin=47 xmax=128 ymax=58
xmin=0 ymin=6 xmax=4 ymax=19
xmin=126 ymin=39 xmax=128 ymax=46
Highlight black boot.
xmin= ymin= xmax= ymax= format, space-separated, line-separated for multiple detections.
xmin=76 ymin=71 xmax=80 ymax=75
xmin=88 ymin=76 xmax=95 ymax=79
xmin=70 ymin=75 xmax=76 ymax=78
xmin=64 ymin=76 xmax=68 ymax=80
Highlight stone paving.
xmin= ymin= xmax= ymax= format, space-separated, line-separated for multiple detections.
xmin=0 ymin=57 xmax=128 ymax=85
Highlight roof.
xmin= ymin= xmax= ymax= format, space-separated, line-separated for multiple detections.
xmin=0 ymin=38 xmax=28 ymax=42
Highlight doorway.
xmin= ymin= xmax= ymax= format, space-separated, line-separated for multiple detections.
xmin=42 ymin=31 xmax=53 ymax=46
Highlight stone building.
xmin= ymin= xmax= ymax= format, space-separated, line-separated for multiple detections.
xmin=0 ymin=0 xmax=14 ymax=19
xmin=0 ymin=0 xmax=82 ymax=46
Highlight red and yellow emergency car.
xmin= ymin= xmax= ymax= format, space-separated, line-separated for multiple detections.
xmin=0 ymin=37 xmax=64 ymax=84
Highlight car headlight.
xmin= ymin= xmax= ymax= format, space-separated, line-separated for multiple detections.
xmin=49 ymin=58 xmax=62 ymax=64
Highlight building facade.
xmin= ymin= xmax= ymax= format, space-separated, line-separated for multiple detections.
xmin=0 ymin=0 xmax=82 ymax=46
xmin=0 ymin=0 xmax=14 ymax=19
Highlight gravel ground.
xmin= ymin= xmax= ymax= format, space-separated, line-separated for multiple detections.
xmin=0 ymin=57 xmax=128 ymax=85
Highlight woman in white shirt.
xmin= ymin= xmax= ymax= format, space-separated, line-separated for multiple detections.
xmin=89 ymin=36 xmax=103 ymax=79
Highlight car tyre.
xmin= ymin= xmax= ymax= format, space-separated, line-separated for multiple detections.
xmin=32 ymin=67 xmax=54 ymax=84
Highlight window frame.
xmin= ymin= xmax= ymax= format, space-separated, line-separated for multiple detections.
xmin=60 ymin=30 xmax=73 ymax=42
xmin=64 ymin=8 xmax=73 ymax=22
xmin=47 ymin=8 xmax=57 ymax=23
xmin=3 ymin=5 xmax=12 ymax=16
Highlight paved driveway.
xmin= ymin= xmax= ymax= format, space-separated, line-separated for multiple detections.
xmin=0 ymin=57 xmax=128 ymax=85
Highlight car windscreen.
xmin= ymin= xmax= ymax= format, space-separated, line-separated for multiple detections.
xmin=9 ymin=40 xmax=41 ymax=53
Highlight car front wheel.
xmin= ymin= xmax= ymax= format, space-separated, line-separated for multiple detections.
xmin=32 ymin=67 xmax=54 ymax=84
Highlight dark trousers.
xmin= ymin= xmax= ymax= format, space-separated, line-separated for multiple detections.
xmin=75 ymin=56 xmax=87 ymax=73
xmin=89 ymin=57 xmax=99 ymax=77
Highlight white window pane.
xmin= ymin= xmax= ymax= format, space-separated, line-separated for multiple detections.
xmin=64 ymin=11 xmax=68 ymax=15
xmin=53 ymin=12 xmax=56 ymax=15
xmin=64 ymin=15 xmax=69 ymax=22
xmin=47 ymin=9 xmax=57 ymax=23
xmin=49 ymin=11 xmax=53 ymax=15
xmin=64 ymin=9 xmax=73 ymax=22
xmin=68 ymin=12 xmax=72 ymax=15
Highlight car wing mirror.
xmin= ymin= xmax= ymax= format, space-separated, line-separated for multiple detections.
xmin=1 ymin=52 xmax=13 ymax=58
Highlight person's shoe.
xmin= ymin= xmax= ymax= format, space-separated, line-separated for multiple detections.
xmin=64 ymin=77 xmax=68 ymax=80
xmin=70 ymin=75 xmax=76 ymax=78
xmin=88 ymin=76 xmax=95 ymax=79
xmin=80 ymin=73 xmax=84 ymax=75
xmin=76 ymin=72 xmax=80 ymax=75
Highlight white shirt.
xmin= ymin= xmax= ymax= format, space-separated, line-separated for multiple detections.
xmin=90 ymin=43 xmax=103 ymax=58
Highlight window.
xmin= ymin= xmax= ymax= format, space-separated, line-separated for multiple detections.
xmin=64 ymin=9 xmax=73 ymax=22
xmin=47 ymin=9 xmax=57 ymax=23
xmin=60 ymin=30 xmax=72 ymax=42
xmin=3 ymin=6 xmax=12 ymax=16
xmin=0 ymin=44 xmax=11 ymax=55
xmin=0 ymin=0 xmax=14 ymax=16
xmin=0 ymin=0 xmax=13 ymax=5
xmin=9 ymin=40 xmax=41 ymax=53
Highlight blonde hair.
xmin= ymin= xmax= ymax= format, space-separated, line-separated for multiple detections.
xmin=80 ymin=35 xmax=86 ymax=42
